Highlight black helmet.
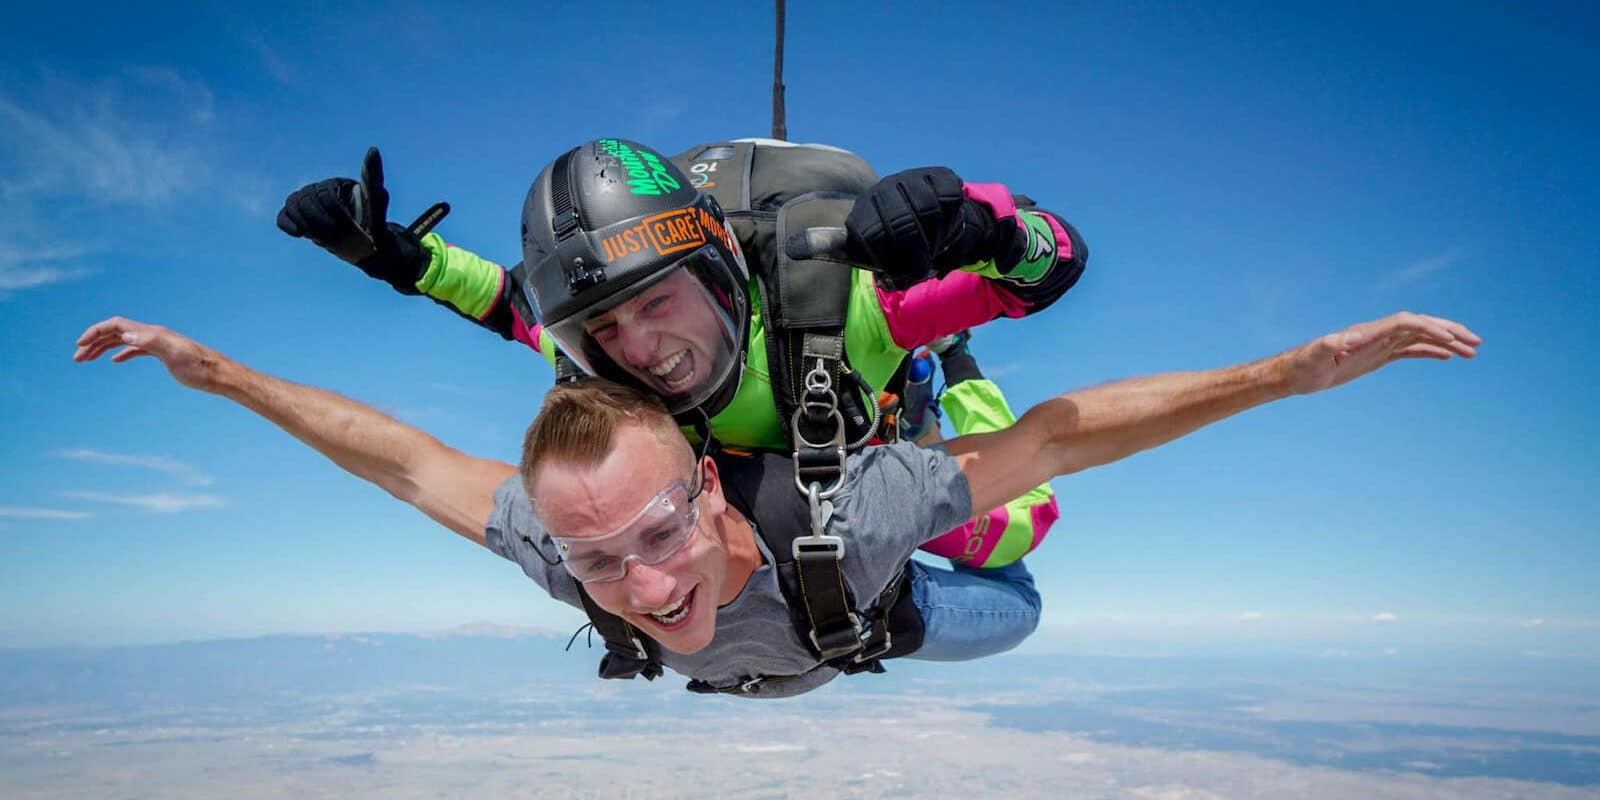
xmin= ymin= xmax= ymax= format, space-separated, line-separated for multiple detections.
xmin=521 ymin=138 xmax=750 ymax=416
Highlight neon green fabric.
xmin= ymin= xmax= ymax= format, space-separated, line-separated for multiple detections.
xmin=414 ymin=233 xmax=504 ymax=320
xmin=962 ymin=257 xmax=1004 ymax=281
xmin=959 ymin=210 xmax=1055 ymax=282
xmin=536 ymin=328 xmax=559 ymax=371
xmin=939 ymin=378 xmax=1057 ymax=567
xmin=1009 ymin=212 xmax=1059 ymax=284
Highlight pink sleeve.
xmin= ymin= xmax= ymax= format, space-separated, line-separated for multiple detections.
xmin=511 ymin=315 xmax=544 ymax=353
xmin=918 ymin=494 xmax=1060 ymax=566
xmin=875 ymin=271 xmax=1030 ymax=351
xmin=963 ymin=182 xmax=1018 ymax=225
xmin=965 ymin=181 xmax=1078 ymax=267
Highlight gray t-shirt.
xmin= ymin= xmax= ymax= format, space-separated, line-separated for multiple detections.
xmin=484 ymin=442 xmax=973 ymax=698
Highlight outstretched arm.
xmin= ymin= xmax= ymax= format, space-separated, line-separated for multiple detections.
xmin=73 ymin=317 xmax=514 ymax=546
xmin=949 ymin=312 xmax=1482 ymax=515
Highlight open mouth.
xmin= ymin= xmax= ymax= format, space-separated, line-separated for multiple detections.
xmin=645 ymin=586 xmax=697 ymax=631
xmin=648 ymin=349 xmax=697 ymax=393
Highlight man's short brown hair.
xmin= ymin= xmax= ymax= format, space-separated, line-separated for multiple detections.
xmin=519 ymin=378 xmax=690 ymax=498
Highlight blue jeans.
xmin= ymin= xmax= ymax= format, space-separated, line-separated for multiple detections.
xmin=905 ymin=559 xmax=1041 ymax=661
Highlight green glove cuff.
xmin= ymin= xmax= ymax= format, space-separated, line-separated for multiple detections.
xmin=1007 ymin=212 xmax=1058 ymax=284
xmin=413 ymin=234 xmax=505 ymax=320
xmin=955 ymin=211 xmax=1057 ymax=283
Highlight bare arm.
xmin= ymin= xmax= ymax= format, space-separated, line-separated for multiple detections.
xmin=948 ymin=312 xmax=1482 ymax=515
xmin=73 ymin=317 xmax=514 ymax=547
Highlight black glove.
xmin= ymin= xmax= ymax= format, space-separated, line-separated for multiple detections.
xmin=277 ymin=147 xmax=436 ymax=296
xmin=845 ymin=167 xmax=1016 ymax=289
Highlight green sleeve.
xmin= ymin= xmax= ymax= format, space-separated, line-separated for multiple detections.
xmin=843 ymin=268 xmax=910 ymax=392
xmin=941 ymin=378 xmax=1055 ymax=509
xmin=413 ymin=234 xmax=507 ymax=321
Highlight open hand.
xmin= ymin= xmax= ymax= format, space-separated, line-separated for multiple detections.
xmin=1286 ymin=312 xmax=1481 ymax=395
xmin=73 ymin=317 xmax=222 ymax=392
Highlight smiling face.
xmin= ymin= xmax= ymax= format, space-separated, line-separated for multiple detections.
xmin=581 ymin=268 xmax=735 ymax=405
xmin=529 ymin=421 xmax=736 ymax=655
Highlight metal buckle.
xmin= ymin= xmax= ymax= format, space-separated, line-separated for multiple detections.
xmin=792 ymin=482 xmax=843 ymax=560
xmin=625 ymin=634 xmax=648 ymax=661
xmin=793 ymin=535 xmax=845 ymax=561
xmin=854 ymin=627 xmax=892 ymax=663
xmin=809 ymin=612 xmax=864 ymax=657
xmin=791 ymin=409 xmax=847 ymax=498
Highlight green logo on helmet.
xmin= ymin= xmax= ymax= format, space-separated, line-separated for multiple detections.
xmin=598 ymin=139 xmax=681 ymax=196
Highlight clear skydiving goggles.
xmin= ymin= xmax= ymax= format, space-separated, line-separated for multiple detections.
xmin=551 ymin=467 xmax=706 ymax=584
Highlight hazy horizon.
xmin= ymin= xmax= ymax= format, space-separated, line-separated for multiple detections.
xmin=4 ymin=630 xmax=1597 ymax=797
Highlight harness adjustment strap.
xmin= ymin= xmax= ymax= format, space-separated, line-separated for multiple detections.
xmin=575 ymin=584 xmax=662 ymax=682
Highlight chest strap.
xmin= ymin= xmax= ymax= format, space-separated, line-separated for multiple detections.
xmin=685 ymin=452 xmax=924 ymax=695
xmin=569 ymin=451 xmax=922 ymax=691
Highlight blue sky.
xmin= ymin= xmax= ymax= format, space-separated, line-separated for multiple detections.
xmin=1 ymin=1 xmax=1595 ymax=659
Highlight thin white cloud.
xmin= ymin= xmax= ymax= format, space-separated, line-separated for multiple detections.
xmin=0 ymin=242 xmax=92 ymax=294
xmin=979 ymin=362 xmax=1027 ymax=379
xmin=0 ymin=265 xmax=89 ymax=292
xmin=1524 ymin=617 xmax=1546 ymax=628
xmin=0 ymin=90 xmax=209 ymax=206
xmin=221 ymin=172 xmax=274 ymax=216
xmin=0 ymin=67 xmax=228 ymax=297
xmin=0 ymin=505 xmax=93 ymax=520
xmin=1372 ymin=612 xmax=1398 ymax=623
xmin=1380 ymin=249 xmax=1461 ymax=291
xmin=1382 ymin=647 xmax=1399 ymax=656
xmin=57 ymin=491 xmax=225 ymax=513
xmin=53 ymin=448 xmax=215 ymax=487
xmin=0 ymin=243 xmax=91 ymax=266
xmin=1236 ymin=612 xmax=1264 ymax=623
xmin=124 ymin=66 xmax=215 ymax=124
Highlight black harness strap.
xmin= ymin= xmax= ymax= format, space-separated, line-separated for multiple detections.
xmin=768 ymin=192 xmax=877 ymax=452
xmin=691 ymin=451 xmax=925 ymax=694
xmin=573 ymin=586 xmax=662 ymax=681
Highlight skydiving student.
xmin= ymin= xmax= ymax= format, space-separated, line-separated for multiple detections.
xmin=276 ymin=138 xmax=1086 ymax=570
xmin=75 ymin=311 xmax=1479 ymax=697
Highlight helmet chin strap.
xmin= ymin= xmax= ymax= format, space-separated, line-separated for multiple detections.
xmin=668 ymin=276 xmax=753 ymax=423
xmin=670 ymin=353 xmax=745 ymax=428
